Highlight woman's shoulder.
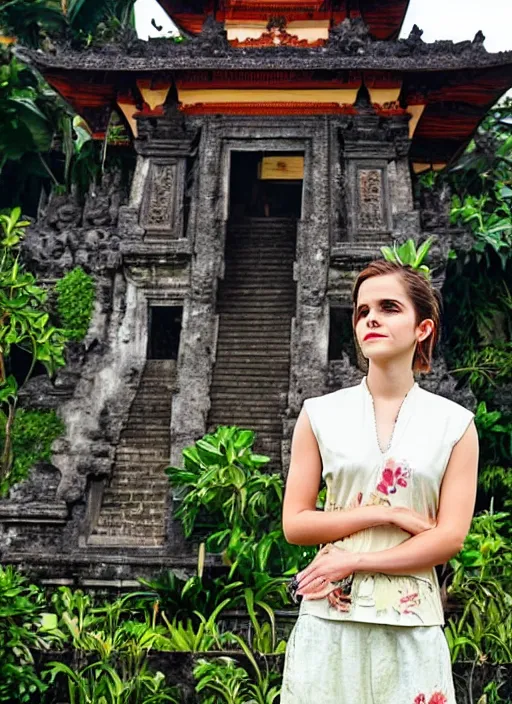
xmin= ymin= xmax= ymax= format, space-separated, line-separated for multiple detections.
xmin=417 ymin=385 xmax=474 ymax=417
xmin=417 ymin=385 xmax=475 ymax=443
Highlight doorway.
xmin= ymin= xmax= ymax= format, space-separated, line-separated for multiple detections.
xmin=229 ymin=151 xmax=303 ymax=220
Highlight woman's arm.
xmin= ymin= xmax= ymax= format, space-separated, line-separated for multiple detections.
xmin=296 ymin=421 xmax=479 ymax=594
xmin=282 ymin=407 xmax=430 ymax=546
xmin=354 ymin=420 xmax=479 ymax=573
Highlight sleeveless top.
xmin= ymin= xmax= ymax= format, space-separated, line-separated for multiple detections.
xmin=299 ymin=376 xmax=475 ymax=627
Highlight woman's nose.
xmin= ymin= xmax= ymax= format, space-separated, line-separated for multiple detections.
xmin=366 ymin=311 xmax=380 ymax=326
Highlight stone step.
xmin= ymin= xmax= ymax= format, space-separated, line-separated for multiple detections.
xmin=208 ymin=416 xmax=282 ymax=427
xmin=217 ymin=322 xmax=292 ymax=330
xmin=213 ymin=358 xmax=290 ymax=367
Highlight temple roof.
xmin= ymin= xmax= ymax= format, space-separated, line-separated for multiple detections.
xmin=17 ymin=29 xmax=512 ymax=168
xmin=156 ymin=0 xmax=410 ymax=41
xmin=20 ymin=38 xmax=512 ymax=72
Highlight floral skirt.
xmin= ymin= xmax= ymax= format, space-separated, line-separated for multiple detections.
xmin=280 ymin=614 xmax=456 ymax=704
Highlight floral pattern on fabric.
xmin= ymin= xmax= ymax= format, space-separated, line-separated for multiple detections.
xmin=398 ymin=592 xmax=421 ymax=616
xmin=377 ymin=459 xmax=411 ymax=496
xmin=326 ymin=574 xmax=354 ymax=613
xmin=414 ymin=693 xmax=448 ymax=704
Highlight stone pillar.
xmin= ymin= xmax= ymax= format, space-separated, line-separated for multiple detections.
xmin=169 ymin=118 xmax=222 ymax=469
xmin=283 ymin=119 xmax=332 ymax=472
xmin=134 ymin=104 xmax=193 ymax=241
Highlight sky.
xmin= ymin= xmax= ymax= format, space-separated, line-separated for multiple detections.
xmin=134 ymin=0 xmax=512 ymax=51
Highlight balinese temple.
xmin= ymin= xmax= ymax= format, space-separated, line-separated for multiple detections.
xmin=1 ymin=1 xmax=511 ymax=582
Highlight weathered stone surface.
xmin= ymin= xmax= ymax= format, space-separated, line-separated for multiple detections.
xmin=0 ymin=107 xmax=477 ymax=579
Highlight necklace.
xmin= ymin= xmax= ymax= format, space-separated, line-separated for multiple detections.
xmin=364 ymin=379 xmax=416 ymax=456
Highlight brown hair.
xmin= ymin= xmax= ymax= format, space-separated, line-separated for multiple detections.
xmin=351 ymin=260 xmax=441 ymax=373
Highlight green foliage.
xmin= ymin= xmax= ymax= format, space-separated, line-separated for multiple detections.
xmin=380 ymin=235 xmax=436 ymax=279
xmin=0 ymin=0 xmax=65 ymax=48
xmin=0 ymin=207 xmax=67 ymax=488
xmin=45 ymin=660 xmax=181 ymax=704
xmin=65 ymin=0 xmax=136 ymax=44
xmin=43 ymin=587 xmax=183 ymax=702
xmin=0 ymin=47 xmax=54 ymax=170
xmin=165 ymin=425 xmax=316 ymax=588
xmin=55 ymin=266 xmax=96 ymax=341
xmin=445 ymin=508 xmax=512 ymax=664
xmin=0 ymin=408 xmax=65 ymax=496
xmin=0 ymin=0 xmax=137 ymax=48
xmin=0 ymin=44 xmax=130 ymax=210
xmin=0 ymin=565 xmax=54 ymax=703
xmin=194 ymin=646 xmax=281 ymax=704
xmin=450 ymin=190 xmax=512 ymax=271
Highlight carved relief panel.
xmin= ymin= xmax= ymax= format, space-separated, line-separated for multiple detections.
xmin=346 ymin=160 xmax=392 ymax=240
xmin=140 ymin=159 xmax=186 ymax=239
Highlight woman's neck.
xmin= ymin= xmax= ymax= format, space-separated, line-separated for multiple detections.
xmin=366 ymin=364 xmax=416 ymax=400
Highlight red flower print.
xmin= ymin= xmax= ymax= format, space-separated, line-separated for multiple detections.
xmin=428 ymin=694 xmax=447 ymax=704
xmin=377 ymin=459 xmax=410 ymax=495
xmin=414 ymin=693 xmax=447 ymax=704
xmin=327 ymin=587 xmax=352 ymax=613
xmin=399 ymin=592 xmax=420 ymax=615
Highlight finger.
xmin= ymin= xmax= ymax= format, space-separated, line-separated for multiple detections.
xmin=297 ymin=567 xmax=324 ymax=591
xmin=297 ymin=557 xmax=325 ymax=583
xmin=297 ymin=571 xmax=325 ymax=594
xmin=303 ymin=580 xmax=337 ymax=600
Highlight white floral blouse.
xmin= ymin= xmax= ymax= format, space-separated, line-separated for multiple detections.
xmin=299 ymin=376 xmax=474 ymax=627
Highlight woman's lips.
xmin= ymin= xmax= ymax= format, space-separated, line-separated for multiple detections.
xmin=363 ymin=333 xmax=387 ymax=341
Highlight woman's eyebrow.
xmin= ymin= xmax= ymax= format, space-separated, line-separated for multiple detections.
xmin=356 ymin=298 xmax=403 ymax=313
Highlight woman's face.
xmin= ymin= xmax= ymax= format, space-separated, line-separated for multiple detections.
xmin=354 ymin=273 xmax=431 ymax=365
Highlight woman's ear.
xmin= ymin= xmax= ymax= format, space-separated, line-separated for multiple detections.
xmin=417 ymin=318 xmax=434 ymax=342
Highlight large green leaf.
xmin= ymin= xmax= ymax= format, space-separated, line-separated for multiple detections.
xmin=7 ymin=96 xmax=53 ymax=151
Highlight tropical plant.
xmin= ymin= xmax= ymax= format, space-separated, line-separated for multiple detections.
xmin=444 ymin=508 xmax=512 ymax=664
xmin=159 ymin=601 xmax=234 ymax=652
xmin=0 ymin=206 xmax=67 ymax=491
xmin=380 ymin=236 xmax=436 ymax=279
xmin=242 ymin=588 xmax=286 ymax=655
xmin=165 ymin=425 xmax=316 ymax=587
xmin=0 ymin=0 xmax=65 ymax=48
xmin=0 ymin=408 xmax=65 ymax=495
xmin=0 ymin=46 xmax=56 ymax=183
xmin=194 ymin=636 xmax=281 ymax=704
xmin=0 ymin=565 xmax=58 ymax=703
xmin=45 ymin=659 xmax=181 ymax=704
xmin=65 ymin=0 xmax=137 ymax=40
xmin=55 ymin=266 xmax=96 ymax=341
xmin=0 ymin=0 xmax=137 ymax=47
xmin=138 ymin=571 xmax=245 ymax=622
xmin=450 ymin=191 xmax=512 ymax=271
xmin=44 ymin=587 xmax=183 ymax=702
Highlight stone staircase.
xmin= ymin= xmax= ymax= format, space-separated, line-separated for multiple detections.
xmin=207 ymin=218 xmax=296 ymax=472
xmin=88 ymin=359 xmax=176 ymax=548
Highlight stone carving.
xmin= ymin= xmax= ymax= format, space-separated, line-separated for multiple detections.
xmin=327 ymin=17 xmax=371 ymax=55
xmin=141 ymin=162 xmax=177 ymax=233
xmin=399 ymin=24 xmax=425 ymax=55
xmin=357 ymin=169 xmax=385 ymax=231
xmin=83 ymin=170 xmax=124 ymax=227
xmin=137 ymin=98 xmax=188 ymax=143
xmin=22 ymin=171 xmax=126 ymax=277
xmin=194 ymin=16 xmax=230 ymax=56
xmin=232 ymin=16 xmax=324 ymax=48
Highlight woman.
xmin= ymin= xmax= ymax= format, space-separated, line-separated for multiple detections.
xmin=281 ymin=260 xmax=479 ymax=704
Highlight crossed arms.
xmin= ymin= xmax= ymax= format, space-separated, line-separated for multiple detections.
xmin=282 ymin=406 xmax=479 ymax=576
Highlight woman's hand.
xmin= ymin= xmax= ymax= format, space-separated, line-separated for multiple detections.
xmin=391 ymin=506 xmax=436 ymax=535
xmin=296 ymin=544 xmax=357 ymax=600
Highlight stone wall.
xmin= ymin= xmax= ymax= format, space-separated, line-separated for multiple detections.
xmin=0 ymin=102 xmax=475 ymax=582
